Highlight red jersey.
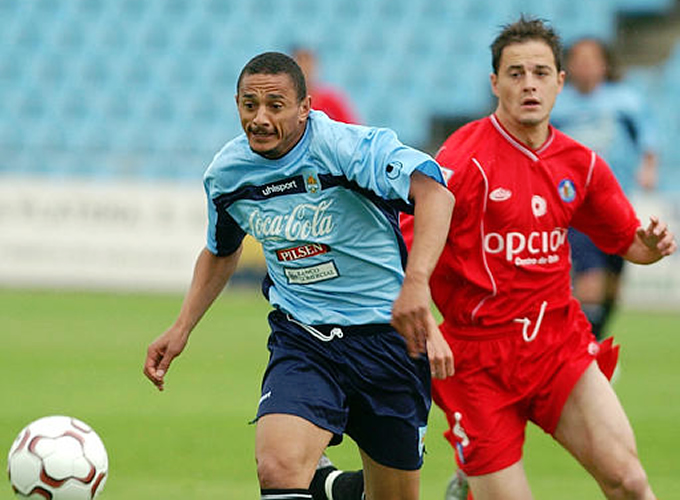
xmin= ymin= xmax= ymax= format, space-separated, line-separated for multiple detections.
xmin=402 ymin=114 xmax=639 ymax=333
xmin=310 ymin=85 xmax=360 ymax=124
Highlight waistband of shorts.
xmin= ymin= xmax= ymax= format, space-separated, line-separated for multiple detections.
xmin=271 ymin=309 xmax=394 ymax=337
xmin=441 ymin=305 xmax=570 ymax=341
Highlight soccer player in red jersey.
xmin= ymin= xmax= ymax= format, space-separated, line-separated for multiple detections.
xmin=399 ymin=17 xmax=676 ymax=500
xmin=311 ymin=17 xmax=675 ymax=500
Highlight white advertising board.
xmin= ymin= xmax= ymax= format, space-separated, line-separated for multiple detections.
xmin=0 ymin=178 xmax=678 ymax=309
xmin=0 ymin=177 xmax=248 ymax=292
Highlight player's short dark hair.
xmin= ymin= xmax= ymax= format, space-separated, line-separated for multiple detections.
xmin=237 ymin=52 xmax=307 ymax=102
xmin=491 ymin=16 xmax=563 ymax=74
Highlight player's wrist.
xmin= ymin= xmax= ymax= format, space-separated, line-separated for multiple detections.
xmin=403 ymin=269 xmax=430 ymax=286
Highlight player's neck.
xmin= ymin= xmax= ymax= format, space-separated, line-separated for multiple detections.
xmin=494 ymin=111 xmax=550 ymax=150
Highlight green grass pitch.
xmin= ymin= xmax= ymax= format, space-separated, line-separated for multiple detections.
xmin=1 ymin=288 xmax=678 ymax=498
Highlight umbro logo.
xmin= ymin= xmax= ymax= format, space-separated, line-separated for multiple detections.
xmin=489 ymin=187 xmax=512 ymax=201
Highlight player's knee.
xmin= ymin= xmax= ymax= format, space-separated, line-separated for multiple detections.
xmin=256 ymin=452 xmax=304 ymax=488
xmin=619 ymin=464 xmax=649 ymax=498
xmin=601 ymin=457 xmax=650 ymax=499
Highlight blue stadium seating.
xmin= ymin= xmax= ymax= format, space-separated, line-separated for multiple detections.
xmin=613 ymin=0 xmax=675 ymax=15
xmin=0 ymin=0 xmax=677 ymax=189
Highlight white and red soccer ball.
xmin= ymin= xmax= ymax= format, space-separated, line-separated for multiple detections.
xmin=7 ymin=416 xmax=108 ymax=499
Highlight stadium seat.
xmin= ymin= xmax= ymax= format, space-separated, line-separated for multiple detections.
xmin=0 ymin=0 xmax=677 ymax=185
xmin=613 ymin=0 xmax=675 ymax=15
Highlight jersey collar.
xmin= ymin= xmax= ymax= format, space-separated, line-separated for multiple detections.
xmin=490 ymin=114 xmax=555 ymax=162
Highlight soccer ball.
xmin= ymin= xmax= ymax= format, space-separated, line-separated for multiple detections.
xmin=7 ymin=416 xmax=108 ymax=499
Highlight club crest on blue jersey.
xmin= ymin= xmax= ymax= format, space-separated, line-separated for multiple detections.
xmin=386 ymin=161 xmax=403 ymax=180
xmin=558 ymin=179 xmax=576 ymax=203
xmin=303 ymin=170 xmax=321 ymax=194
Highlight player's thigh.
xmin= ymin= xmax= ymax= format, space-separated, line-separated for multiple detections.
xmin=344 ymin=331 xmax=431 ymax=471
xmin=255 ymin=413 xmax=333 ymax=488
xmin=359 ymin=448 xmax=419 ymax=500
xmin=553 ymin=362 xmax=638 ymax=480
xmin=467 ymin=460 xmax=533 ymax=500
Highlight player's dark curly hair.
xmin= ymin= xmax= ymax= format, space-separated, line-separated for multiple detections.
xmin=491 ymin=16 xmax=563 ymax=74
xmin=237 ymin=52 xmax=307 ymax=102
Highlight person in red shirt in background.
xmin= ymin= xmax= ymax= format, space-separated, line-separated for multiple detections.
xmin=399 ymin=16 xmax=676 ymax=500
xmin=292 ymin=47 xmax=360 ymax=124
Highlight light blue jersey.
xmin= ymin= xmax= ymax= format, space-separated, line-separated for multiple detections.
xmin=203 ymin=110 xmax=444 ymax=325
xmin=552 ymin=82 xmax=657 ymax=193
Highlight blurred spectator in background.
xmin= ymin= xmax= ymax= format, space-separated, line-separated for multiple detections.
xmin=292 ymin=46 xmax=361 ymax=124
xmin=551 ymin=37 xmax=659 ymax=339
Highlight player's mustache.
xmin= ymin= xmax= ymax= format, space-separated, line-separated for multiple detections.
xmin=249 ymin=125 xmax=273 ymax=135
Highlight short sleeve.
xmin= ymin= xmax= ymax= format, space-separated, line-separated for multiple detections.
xmin=204 ymin=178 xmax=246 ymax=256
xmin=341 ymin=127 xmax=444 ymax=204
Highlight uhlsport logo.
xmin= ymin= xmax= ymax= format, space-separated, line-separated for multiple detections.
xmin=558 ymin=179 xmax=576 ymax=202
xmin=386 ymin=161 xmax=403 ymax=180
xmin=261 ymin=178 xmax=301 ymax=197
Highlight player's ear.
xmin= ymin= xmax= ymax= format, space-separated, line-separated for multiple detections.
xmin=490 ymin=73 xmax=500 ymax=98
xmin=556 ymin=70 xmax=566 ymax=93
xmin=298 ymin=95 xmax=311 ymax=122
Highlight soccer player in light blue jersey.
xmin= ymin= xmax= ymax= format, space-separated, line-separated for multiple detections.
xmin=143 ymin=52 xmax=455 ymax=500
xmin=551 ymin=38 xmax=659 ymax=339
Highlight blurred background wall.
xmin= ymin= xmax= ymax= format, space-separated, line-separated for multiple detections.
xmin=0 ymin=0 xmax=678 ymax=306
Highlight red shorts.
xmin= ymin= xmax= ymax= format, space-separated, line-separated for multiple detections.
xmin=433 ymin=300 xmax=603 ymax=476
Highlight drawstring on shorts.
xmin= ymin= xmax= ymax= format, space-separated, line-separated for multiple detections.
xmin=286 ymin=314 xmax=344 ymax=342
xmin=513 ymin=301 xmax=548 ymax=342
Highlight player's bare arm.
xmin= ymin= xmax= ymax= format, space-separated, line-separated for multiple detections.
xmin=144 ymin=245 xmax=243 ymax=391
xmin=391 ymin=171 xmax=454 ymax=378
xmin=623 ymin=215 xmax=677 ymax=264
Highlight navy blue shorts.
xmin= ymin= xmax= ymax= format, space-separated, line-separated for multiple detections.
xmin=569 ymin=228 xmax=625 ymax=275
xmin=255 ymin=310 xmax=432 ymax=470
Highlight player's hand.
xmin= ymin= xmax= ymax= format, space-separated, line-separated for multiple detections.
xmin=391 ymin=274 xmax=432 ymax=357
xmin=391 ymin=275 xmax=428 ymax=356
xmin=143 ymin=327 xmax=189 ymax=391
xmin=636 ymin=216 xmax=677 ymax=258
xmin=427 ymin=324 xmax=455 ymax=379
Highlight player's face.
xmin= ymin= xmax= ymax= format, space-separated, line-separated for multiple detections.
xmin=567 ymin=40 xmax=607 ymax=94
xmin=491 ymin=40 xmax=565 ymax=131
xmin=236 ymin=73 xmax=310 ymax=159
